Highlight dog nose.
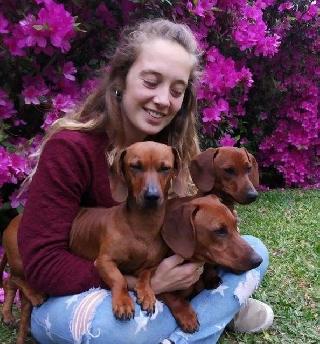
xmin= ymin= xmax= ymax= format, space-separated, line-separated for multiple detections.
xmin=246 ymin=190 xmax=258 ymax=203
xmin=250 ymin=252 xmax=263 ymax=269
xmin=144 ymin=185 xmax=160 ymax=202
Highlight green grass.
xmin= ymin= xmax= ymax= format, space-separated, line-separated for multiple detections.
xmin=1 ymin=189 xmax=319 ymax=343
xmin=220 ymin=189 xmax=320 ymax=344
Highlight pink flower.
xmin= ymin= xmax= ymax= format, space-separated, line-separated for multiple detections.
xmin=278 ymin=2 xmax=293 ymax=12
xmin=62 ymin=62 xmax=77 ymax=81
xmin=188 ymin=0 xmax=217 ymax=17
xmin=19 ymin=14 xmax=47 ymax=48
xmin=42 ymin=109 xmax=60 ymax=129
xmin=219 ymin=134 xmax=237 ymax=147
xmin=0 ymin=147 xmax=11 ymax=186
xmin=52 ymin=93 xmax=75 ymax=113
xmin=0 ymin=13 xmax=9 ymax=34
xmin=233 ymin=3 xmax=281 ymax=56
xmin=22 ymin=76 xmax=49 ymax=105
xmin=3 ymin=25 xmax=26 ymax=56
xmin=10 ymin=188 xmax=27 ymax=208
xmin=0 ymin=89 xmax=16 ymax=119
xmin=80 ymin=78 xmax=100 ymax=97
xmin=301 ymin=4 xmax=318 ymax=21
xmin=9 ymin=154 xmax=30 ymax=184
xmin=96 ymin=3 xmax=118 ymax=29
xmin=37 ymin=0 xmax=76 ymax=53
xmin=0 ymin=148 xmax=29 ymax=187
xmin=202 ymin=98 xmax=229 ymax=123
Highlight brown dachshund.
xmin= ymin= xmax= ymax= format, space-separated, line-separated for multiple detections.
xmin=0 ymin=141 xmax=181 ymax=343
xmin=160 ymin=194 xmax=263 ymax=333
xmin=69 ymin=141 xmax=180 ymax=319
xmin=189 ymin=147 xmax=259 ymax=211
xmin=0 ymin=214 xmax=46 ymax=344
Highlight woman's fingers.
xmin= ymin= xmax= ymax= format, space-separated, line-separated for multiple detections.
xmin=151 ymin=256 xmax=205 ymax=293
xmin=159 ymin=254 xmax=185 ymax=270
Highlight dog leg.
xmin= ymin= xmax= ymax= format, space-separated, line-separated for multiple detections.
xmin=134 ymin=268 xmax=157 ymax=315
xmin=160 ymin=292 xmax=199 ymax=333
xmin=1 ymin=277 xmax=17 ymax=327
xmin=16 ymin=291 xmax=32 ymax=344
xmin=202 ymin=265 xmax=222 ymax=290
xmin=11 ymin=276 xmax=46 ymax=307
xmin=95 ymin=256 xmax=135 ymax=320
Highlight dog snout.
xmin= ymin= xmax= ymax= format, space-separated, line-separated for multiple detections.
xmin=143 ymin=185 xmax=160 ymax=204
xmin=246 ymin=189 xmax=258 ymax=203
xmin=250 ymin=251 xmax=263 ymax=269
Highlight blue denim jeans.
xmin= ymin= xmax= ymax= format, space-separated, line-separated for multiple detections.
xmin=31 ymin=235 xmax=269 ymax=344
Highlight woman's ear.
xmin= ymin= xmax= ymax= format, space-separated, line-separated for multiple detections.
xmin=109 ymin=149 xmax=128 ymax=202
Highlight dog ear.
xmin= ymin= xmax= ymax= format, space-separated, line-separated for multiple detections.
xmin=249 ymin=153 xmax=259 ymax=188
xmin=243 ymin=147 xmax=259 ymax=188
xmin=171 ymin=147 xmax=185 ymax=197
xmin=243 ymin=148 xmax=259 ymax=188
xmin=109 ymin=149 xmax=128 ymax=202
xmin=161 ymin=202 xmax=198 ymax=259
xmin=189 ymin=148 xmax=219 ymax=193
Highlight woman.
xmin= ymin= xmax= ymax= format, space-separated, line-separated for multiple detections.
xmin=18 ymin=19 xmax=273 ymax=344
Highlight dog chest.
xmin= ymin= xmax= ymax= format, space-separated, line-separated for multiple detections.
xmin=117 ymin=236 xmax=167 ymax=274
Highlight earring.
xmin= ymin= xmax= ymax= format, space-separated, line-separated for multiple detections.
xmin=115 ymin=89 xmax=122 ymax=100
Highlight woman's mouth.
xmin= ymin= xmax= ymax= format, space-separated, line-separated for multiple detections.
xmin=144 ymin=108 xmax=166 ymax=119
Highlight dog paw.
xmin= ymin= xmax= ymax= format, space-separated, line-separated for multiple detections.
xmin=135 ymin=288 xmax=156 ymax=315
xmin=176 ymin=310 xmax=199 ymax=333
xmin=112 ymin=294 xmax=135 ymax=321
xmin=209 ymin=276 xmax=222 ymax=289
xmin=2 ymin=314 xmax=17 ymax=328
xmin=29 ymin=293 xmax=46 ymax=307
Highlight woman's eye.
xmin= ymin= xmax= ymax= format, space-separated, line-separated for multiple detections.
xmin=170 ymin=89 xmax=184 ymax=98
xmin=143 ymin=79 xmax=157 ymax=88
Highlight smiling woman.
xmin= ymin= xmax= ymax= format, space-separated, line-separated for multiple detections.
xmin=121 ymin=39 xmax=195 ymax=142
xmin=16 ymin=19 xmax=272 ymax=344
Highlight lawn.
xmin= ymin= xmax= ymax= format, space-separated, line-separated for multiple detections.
xmin=1 ymin=189 xmax=319 ymax=343
xmin=220 ymin=189 xmax=319 ymax=344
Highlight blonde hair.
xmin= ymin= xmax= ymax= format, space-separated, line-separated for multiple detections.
xmin=24 ymin=19 xmax=201 ymax=195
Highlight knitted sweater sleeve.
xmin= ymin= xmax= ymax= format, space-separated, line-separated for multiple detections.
xmin=17 ymin=134 xmax=105 ymax=295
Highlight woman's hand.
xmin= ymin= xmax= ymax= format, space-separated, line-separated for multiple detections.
xmin=150 ymin=255 xmax=204 ymax=295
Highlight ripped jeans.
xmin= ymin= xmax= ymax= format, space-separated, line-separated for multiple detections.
xmin=31 ymin=235 xmax=269 ymax=344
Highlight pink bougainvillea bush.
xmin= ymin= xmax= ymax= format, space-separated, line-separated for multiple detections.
xmin=0 ymin=0 xmax=319 ymax=220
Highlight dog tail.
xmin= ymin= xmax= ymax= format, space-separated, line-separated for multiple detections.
xmin=0 ymin=252 xmax=8 ymax=288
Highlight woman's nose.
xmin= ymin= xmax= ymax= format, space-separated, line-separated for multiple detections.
xmin=153 ymin=87 xmax=170 ymax=107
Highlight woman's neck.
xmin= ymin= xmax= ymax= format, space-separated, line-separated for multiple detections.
xmin=122 ymin=117 xmax=147 ymax=146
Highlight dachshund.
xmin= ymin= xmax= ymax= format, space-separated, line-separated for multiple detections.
xmin=189 ymin=147 xmax=259 ymax=211
xmin=0 ymin=141 xmax=181 ymax=343
xmin=160 ymin=194 xmax=263 ymax=333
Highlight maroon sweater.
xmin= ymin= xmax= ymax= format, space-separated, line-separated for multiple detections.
xmin=17 ymin=130 xmax=117 ymax=295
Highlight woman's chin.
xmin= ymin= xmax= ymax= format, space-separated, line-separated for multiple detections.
xmin=139 ymin=123 xmax=166 ymax=137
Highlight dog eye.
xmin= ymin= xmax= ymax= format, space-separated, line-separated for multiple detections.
xmin=214 ymin=227 xmax=228 ymax=237
xmin=159 ymin=165 xmax=171 ymax=173
xmin=246 ymin=166 xmax=252 ymax=173
xmin=224 ymin=167 xmax=235 ymax=175
xmin=129 ymin=163 xmax=143 ymax=171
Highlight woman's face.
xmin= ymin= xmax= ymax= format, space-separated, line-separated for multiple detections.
xmin=121 ymin=39 xmax=194 ymax=144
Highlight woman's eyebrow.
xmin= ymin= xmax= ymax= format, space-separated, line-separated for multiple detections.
xmin=140 ymin=70 xmax=188 ymax=86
